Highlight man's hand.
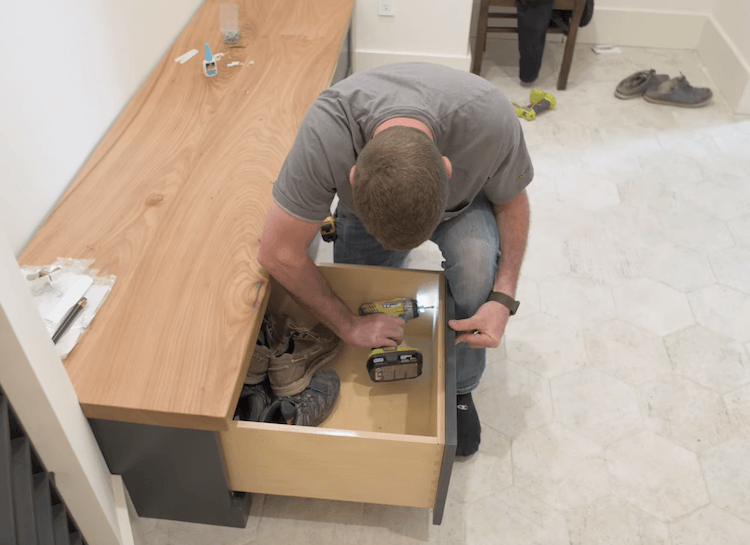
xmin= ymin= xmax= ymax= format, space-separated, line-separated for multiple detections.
xmin=342 ymin=314 xmax=405 ymax=348
xmin=448 ymin=301 xmax=509 ymax=349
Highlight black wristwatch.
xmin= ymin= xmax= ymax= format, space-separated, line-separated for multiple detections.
xmin=487 ymin=291 xmax=520 ymax=316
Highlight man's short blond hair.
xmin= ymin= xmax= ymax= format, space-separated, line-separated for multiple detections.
xmin=352 ymin=126 xmax=447 ymax=251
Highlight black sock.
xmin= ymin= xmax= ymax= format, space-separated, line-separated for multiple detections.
xmin=456 ymin=392 xmax=481 ymax=457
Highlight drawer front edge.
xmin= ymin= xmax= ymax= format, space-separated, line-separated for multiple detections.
xmin=220 ymin=425 xmax=443 ymax=508
xmin=433 ymin=281 xmax=456 ymax=525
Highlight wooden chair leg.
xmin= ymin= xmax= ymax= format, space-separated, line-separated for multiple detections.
xmin=472 ymin=0 xmax=491 ymax=75
xmin=556 ymin=0 xmax=585 ymax=90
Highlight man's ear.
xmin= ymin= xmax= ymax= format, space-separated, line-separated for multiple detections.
xmin=442 ymin=156 xmax=452 ymax=179
xmin=349 ymin=166 xmax=356 ymax=186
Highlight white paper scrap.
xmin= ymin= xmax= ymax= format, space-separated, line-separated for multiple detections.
xmin=227 ymin=61 xmax=242 ymax=67
xmin=175 ymin=49 xmax=198 ymax=63
xmin=179 ymin=50 xmax=199 ymax=64
xmin=592 ymin=45 xmax=621 ymax=55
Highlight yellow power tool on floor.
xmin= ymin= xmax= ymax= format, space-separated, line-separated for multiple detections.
xmin=358 ymin=298 xmax=433 ymax=382
xmin=513 ymin=89 xmax=556 ymax=121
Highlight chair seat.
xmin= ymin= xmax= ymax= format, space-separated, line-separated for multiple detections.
xmin=471 ymin=0 xmax=586 ymax=90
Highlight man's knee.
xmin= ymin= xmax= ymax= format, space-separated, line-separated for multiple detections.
xmin=446 ymin=241 xmax=499 ymax=306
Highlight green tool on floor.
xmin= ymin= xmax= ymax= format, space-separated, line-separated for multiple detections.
xmin=513 ymin=89 xmax=556 ymax=121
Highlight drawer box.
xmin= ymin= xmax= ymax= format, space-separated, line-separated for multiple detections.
xmin=219 ymin=263 xmax=456 ymax=521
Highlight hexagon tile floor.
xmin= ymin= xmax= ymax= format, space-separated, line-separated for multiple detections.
xmin=131 ymin=42 xmax=750 ymax=544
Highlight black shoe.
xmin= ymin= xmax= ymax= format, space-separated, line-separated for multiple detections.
xmin=234 ymin=380 xmax=274 ymax=422
xmin=615 ymin=69 xmax=669 ymax=100
xmin=262 ymin=368 xmax=340 ymax=427
xmin=643 ymin=74 xmax=713 ymax=108
xmin=456 ymin=392 xmax=481 ymax=457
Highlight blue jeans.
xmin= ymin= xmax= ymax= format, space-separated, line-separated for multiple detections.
xmin=333 ymin=193 xmax=500 ymax=394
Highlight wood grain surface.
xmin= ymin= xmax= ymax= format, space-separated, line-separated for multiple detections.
xmin=19 ymin=0 xmax=354 ymax=431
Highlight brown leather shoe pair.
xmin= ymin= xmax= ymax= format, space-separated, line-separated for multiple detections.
xmin=245 ymin=314 xmax=344 ymax=397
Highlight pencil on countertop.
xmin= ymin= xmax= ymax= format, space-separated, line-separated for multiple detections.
xmin=52 ymin=296 xmax=87 ymax=344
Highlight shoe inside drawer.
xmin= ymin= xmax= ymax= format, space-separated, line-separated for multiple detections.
xmin=220 ymin=263 xmax=447 ymax=508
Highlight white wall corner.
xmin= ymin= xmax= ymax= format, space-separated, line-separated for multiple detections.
xmin=697 ymin=15 xmax=750 ymax=114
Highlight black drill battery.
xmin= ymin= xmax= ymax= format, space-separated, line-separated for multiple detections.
xmin=366 ymin=346 xmax=423 ymax=382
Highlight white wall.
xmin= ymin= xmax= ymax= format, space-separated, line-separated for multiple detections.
xmin=0 ymin=0 xmax=203 ymax=257
xmin=593 ymin=0 xmax=717 ymax=12
xmin=713 ymin=0 xmax=750 ymax=61
xmin=586 ymin=0 xmax=727 ymax=54
xmin=575 ymin=9 xmax=708 ymax=49
xmin=352 ymin=0 xmax=474 ymax=73
xmin=0 ymin=226 xmax=128 ymax=545
xmin=550 ymin=0 xmax=717 ymax=49
xmin=470 ymin=0 xmax=718 ymax=43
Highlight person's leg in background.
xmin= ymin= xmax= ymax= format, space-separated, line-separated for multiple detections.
xmin=430 ymin=192 xmax=500 ymax=456
xmin=516 ymin=0 xmax=556 ymax=83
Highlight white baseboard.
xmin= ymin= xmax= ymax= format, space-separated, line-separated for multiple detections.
xmin=698 ymin=16 xmax=750 ymax=115
xmin=353 ymin=45 xmax=472 ymax=73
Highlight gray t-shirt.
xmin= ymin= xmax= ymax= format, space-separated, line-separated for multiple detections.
xmin=273 ymin=62 xmax=533 ymax=223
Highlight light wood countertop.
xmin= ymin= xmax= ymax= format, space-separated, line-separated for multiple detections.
xmin=19 ymin=0 xmax=354 ymax=431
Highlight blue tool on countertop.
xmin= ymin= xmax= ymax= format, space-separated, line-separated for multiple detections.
xmin=203 ymin=43 xmax=217 ymax=77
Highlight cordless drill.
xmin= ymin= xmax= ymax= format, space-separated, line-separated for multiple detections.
xmin=513 ymin=89 xmax=556 ymax=121
xmin=358 ymin=298 xmax=433 ymax=382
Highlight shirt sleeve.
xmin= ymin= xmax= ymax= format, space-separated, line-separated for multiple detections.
xmin=272 ymin=93 xmax=354 ymax=222
xmin=482 ymin=97 xmax=535 ymax=205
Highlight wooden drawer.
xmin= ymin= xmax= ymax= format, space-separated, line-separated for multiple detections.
xmin=219 ymin=263 xmax=456 ymax=519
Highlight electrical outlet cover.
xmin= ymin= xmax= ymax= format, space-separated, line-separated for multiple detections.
xmin=379 ymin=0 xmax=395 ymax=16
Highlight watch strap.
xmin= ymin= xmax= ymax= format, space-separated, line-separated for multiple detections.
xmin=487 ymin=291 xmax=520 ymax=316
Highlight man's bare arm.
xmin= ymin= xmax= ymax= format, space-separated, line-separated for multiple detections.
xmin=257 ymin=201 xmax=404 ymax=348
xmin=492 ymin=189 xmax=530 ymax=297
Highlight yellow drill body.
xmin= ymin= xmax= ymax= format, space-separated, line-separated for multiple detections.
xmin=358 ymin=297 xmax=431 ymax=382
xmin=358 ymin=297 xmax=422 ymax=321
